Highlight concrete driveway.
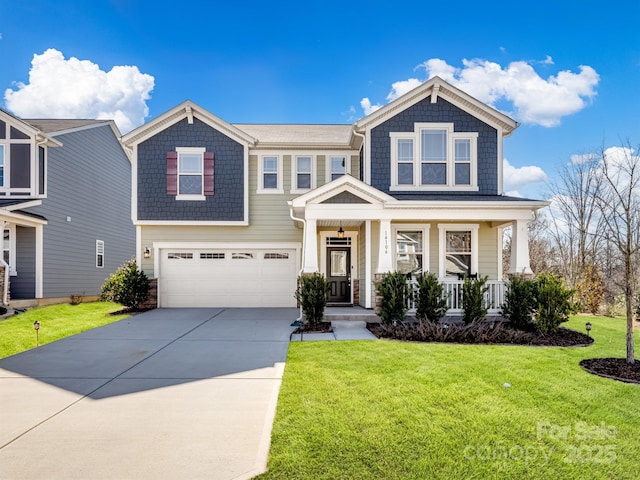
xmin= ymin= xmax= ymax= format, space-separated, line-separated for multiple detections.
xmin=0 ymin=308 xmax=298 ymax=480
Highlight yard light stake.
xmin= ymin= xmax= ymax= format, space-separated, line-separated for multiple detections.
xmin=33 ymin=320 xmax=40 ymax=347
xmin=585 ymin=322 xmax=592 ymax=337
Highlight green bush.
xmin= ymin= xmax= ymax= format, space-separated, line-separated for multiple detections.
xmin=101 ymin=259 xmax=150 ymax=309
xmin=462 ymin=275 xmax=489 ymax=324
xmin=376 ymin=271 xmax=411 ymax=324
xmin=414 ymin=272 xmax=448 ymax=323
xmin=295 ymin=273 xmax=331 ymax=329
xmin=533 ymin=272 xmax=577 ymax=335
xmin=501 ymin=276 xmax=536 ymax=330
xmin=575 ymin=265 xmax=606 ymax=315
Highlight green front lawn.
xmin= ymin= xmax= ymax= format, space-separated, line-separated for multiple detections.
xmin=0 ymin=302 xmax=130 ymax=359
xmin=260 ymin=316 xmax=640 ymax=479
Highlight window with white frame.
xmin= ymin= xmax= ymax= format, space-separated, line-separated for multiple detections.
xmin=291 ymin=155 xmax=315 ymax=192
xmin=177 ymin=147 xmax=204 ymax=198
xmin=394 ymin=225 xmax=429 ymax=276
xmin=258 ymin=155 xmax=283 ymax=193
xmin=390 ymin=123 xmax=478 ymax=190
xmin=329 ymin=155 xmax=348 ymax=181
xmin=438 ymin=224 xmax=479 ymax=278
xmin=96 ymin=240 xmax=104 ymax=268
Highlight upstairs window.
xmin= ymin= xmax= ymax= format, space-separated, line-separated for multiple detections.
xmin=390 ymin=123 xmax=478 ymax=191
xmin=329 ymin=155 xmax=348 ymax=181
xmin=257 ymin=155 xmax=283 ymax=193
xmin=166 ymin=147 xmax=213 ymax=200
xmin=291 ymin=155 xmax=315 ymax=193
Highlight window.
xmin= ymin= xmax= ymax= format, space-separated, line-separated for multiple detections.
xmin=168 ymin=252 xmax=193 ymax=259
xmin=394 ymin=226 xmax=429 ymax=276
xmin=438 ymin=224 xmax=479 ymax=278
xmin=167 ymin=148 xmax=213 ymax=200
xmin=264 ymin=252 xmax=289 ymax=259
xmin=200 ymin=253 xmax=224 ymax=259
xmin=232 ymin=252 xmax=254 ymax=259
xmin=3 ymin=225 xmax=16 ymax=275
xmin=291 ymin=155 xmax=315 ymax=192
xmin=258 ymin=155 xmax=283 ymax=193
xmin=390 ymin=123 xmax=478 ymax=190
xmin=96 ymin=240 xmax=104 ymax=268
xmin=329 ymin=155 xmax=347 ymax=181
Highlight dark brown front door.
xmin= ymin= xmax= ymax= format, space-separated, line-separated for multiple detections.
xmin=327 ymin=247 xmax=351 ymax=303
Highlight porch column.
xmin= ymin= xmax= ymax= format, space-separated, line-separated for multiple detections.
xmin=302 ymin=218 xmax=319 ymax=273
xmin=508 ymin=219 xmax=533 ymax=276
xmin=365 ymin=220 xmax=372 ymax=308
xmin=376 ymin=219 xmax=393 ymax=273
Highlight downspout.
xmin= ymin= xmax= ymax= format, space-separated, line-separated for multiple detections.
xmin=352 ymin=128 xmax=365 ymax=182
xmin=289 ymin=202 xmax=306 ymax=322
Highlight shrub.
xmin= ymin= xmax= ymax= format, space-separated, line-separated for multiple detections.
xmin=101 ymin=259 xmax=150 ymax=310
xmin=533 ymin=272 xmax=577 ymax=335
xmin=501 ymin=276 xmax=536 ymax=330
xmin=371 ymin=321 xmax=538 ymax=344
xmin=575 ymin=264 xmax=606 ymax=315
xmin=414 ymin=272 xmax=448 ymax=323
xmin=376 ymin=271 xmax=411 ymax=324
xmin=294 ymin=273 xmax=330 ymax=329
xmin=462 ymin=275 xmax=489 ymax=324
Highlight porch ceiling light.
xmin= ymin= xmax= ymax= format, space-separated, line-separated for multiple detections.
xmin=337 ymin=224 xmax=345 ymax=239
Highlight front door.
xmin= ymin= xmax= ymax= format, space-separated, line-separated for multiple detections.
xmin=327 ymin=247 xmax=351 ymax=303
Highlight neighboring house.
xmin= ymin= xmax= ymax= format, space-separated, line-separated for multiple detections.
xmin=122 ymin=77 xmax=548 ymax=313
xmin=0 ymin=110 xmax=135 ymax=304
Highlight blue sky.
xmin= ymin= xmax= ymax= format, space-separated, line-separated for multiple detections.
xmin=1 ymin=0 xmax=638 ymax=199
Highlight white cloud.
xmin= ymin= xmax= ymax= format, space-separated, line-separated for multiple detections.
xmin=360 ymin=97 xmax=382 ymax=115
xmin=359 ymin=57 xmax=599 ymax=127
xmin=4 ymin=49 xmax=154 ymax=133
xmin=503 ymin=158 xmax=548 ymax=194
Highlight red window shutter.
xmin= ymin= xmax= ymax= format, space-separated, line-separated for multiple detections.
xmin=204 ymin=151 xmax=214 ymax=195
xmin=166 ymin=151 xmax=178 ymax=195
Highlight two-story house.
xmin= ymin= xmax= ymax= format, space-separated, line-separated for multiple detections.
xmin=0 ymin=109 xmax=135 ymax=305
xmin=122 ymin=77 xmax=548 ymax=313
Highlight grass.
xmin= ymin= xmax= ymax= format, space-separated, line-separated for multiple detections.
xmin=0 ymin=302 xmax=130 ymax=359
xmin=259 ymin=315 xmax=640 ymax=479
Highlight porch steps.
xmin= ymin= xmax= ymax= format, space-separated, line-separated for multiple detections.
xmin=324 ymin=306 xmax=378 ymax=324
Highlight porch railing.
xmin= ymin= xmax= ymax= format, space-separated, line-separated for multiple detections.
xmin=407 ymin=279 xmax=506 ymax=315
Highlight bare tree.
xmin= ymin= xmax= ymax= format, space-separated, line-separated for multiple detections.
xmin=546 ymin=153 xmax=604 ymax=286
xmin=595 ymin=142 xmax=640 ymax=364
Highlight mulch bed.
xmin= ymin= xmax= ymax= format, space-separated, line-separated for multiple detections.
xmin=291 ymin=322 xmax=333 ymax=335
xmin=580 ymin=358 xmax=640 ymax=384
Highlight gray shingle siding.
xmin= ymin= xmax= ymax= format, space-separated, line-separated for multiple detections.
xmin=18 ymin=124 xmax=135 ymax=299
xmin=137 ymin=118 xmax=245 ymax=221
xmin=370 ymin=97 xmax=499 ymax=196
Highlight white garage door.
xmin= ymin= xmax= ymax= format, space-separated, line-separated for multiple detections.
xmin=159 ymin=248 xmax=298 ymax=307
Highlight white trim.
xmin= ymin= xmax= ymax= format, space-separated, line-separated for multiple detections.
xmin=290 ymin=154 xmax=316 ymax=194
xmin=365 ymin=220 xmax=372 ymax=308
xmin=257 ymin=154 xmax=284 ymax=194
xmin=136 ymin=225 xmax=142 ymax=267
xmin=35 ymin=224 xmax=44 ymax=298
xmin=438 ymin=224 xmax=479 ymax=278
xmin=134 ymin=220 xmax=250 ymax=226
xmin=392 ymin=224 xmax=431 ymax=274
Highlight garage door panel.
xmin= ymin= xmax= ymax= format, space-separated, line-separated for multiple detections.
xmin=159 ymin=248 xmax=297 ymax=308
